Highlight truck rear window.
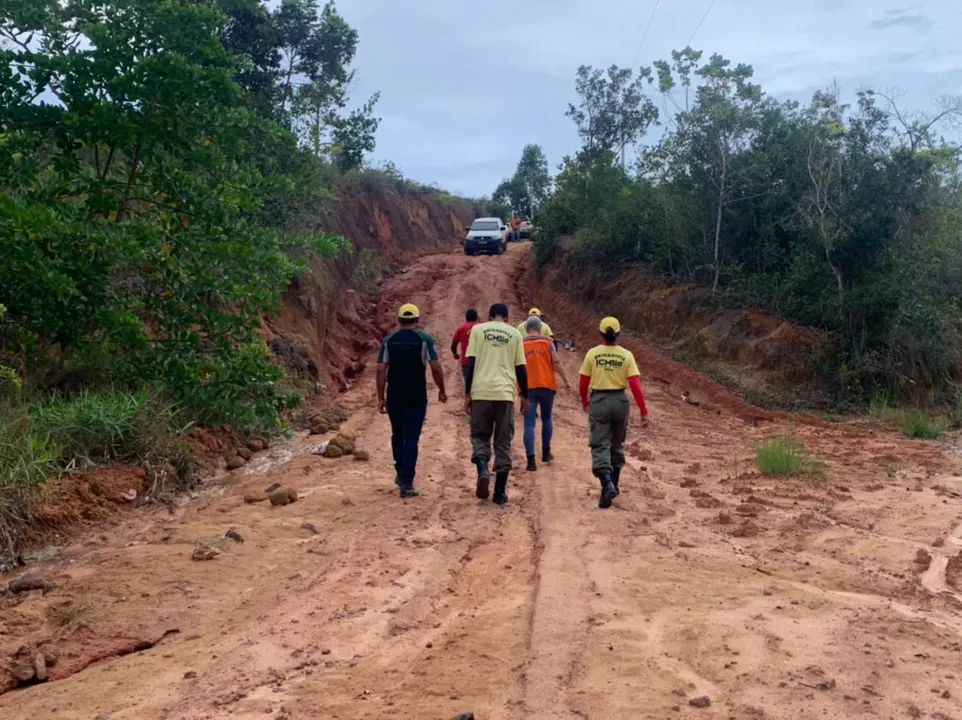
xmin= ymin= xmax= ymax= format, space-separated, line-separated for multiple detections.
xmin=470 ymin=221 xmax=499 ymax=231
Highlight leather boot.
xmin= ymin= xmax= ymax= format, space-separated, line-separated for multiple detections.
xmin=475 ymin=458 xmax=490 ymax=500
xmin=542 ymin=446 xmax=553 ymax=463
xmin=611 ymin=466 xmax=622 ymax=497
xmin=493 ymin=471 xmax=509 ymax=505
xmin=526 ymin=455 xmax=537 ymax=472
xmin=598 ymin=472 xmax=616 ymax=509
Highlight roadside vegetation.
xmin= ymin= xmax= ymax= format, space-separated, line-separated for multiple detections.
xmin=0 ymin=0 xmax=457 ymax=561
xmin=755 ymin=436 xmax=827 ymax=479
xmin=529 ymin=50 xmax=962 ymax=410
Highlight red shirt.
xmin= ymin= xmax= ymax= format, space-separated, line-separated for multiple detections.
xmin=452 ymin=321 xmax=479 ymax=367
xmin=510 ymin=217 xmax=521 ymax=230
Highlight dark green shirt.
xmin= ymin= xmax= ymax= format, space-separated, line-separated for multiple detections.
xmin=378 ymin=328 xmax=438 ymax=405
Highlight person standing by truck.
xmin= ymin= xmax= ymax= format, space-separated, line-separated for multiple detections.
xmin=376 ymin=303 xmax=447 ymax=498
xmin=464 ymin=303 xmax=528 ymax=505
xmin=578 ymin=317 xmax=649 ymax=508
xmin=522 ymin=315 xmax=570 ymax=472
xmin=450 ymin=308 xmax=480 ymax=390
xmin=510 ymin=215 xmax=522 ymax=242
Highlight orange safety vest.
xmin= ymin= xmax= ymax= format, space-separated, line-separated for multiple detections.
xmin=523 ymin=335 xmax=557 ymax=391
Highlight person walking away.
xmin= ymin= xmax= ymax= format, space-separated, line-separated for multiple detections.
xmin=516 ymin=308 xmax=553 ymax=338
xmin=510 ymin=215 xmax=522 ymax=242
xmin=522 ymin=315 xmax=570 ymax=471
xmin=578 ymin=317 xmax=649 ymax=509
xmin=377 ymin=303 xmax=447 ymax=498
xmin=450 ymin=308 xmax=480 ymax=390
xmin=464 ymin=303 xmax=528 ymax=505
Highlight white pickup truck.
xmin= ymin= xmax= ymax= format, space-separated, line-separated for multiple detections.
xmin=463 ymin=217 xmax=508 ymax=256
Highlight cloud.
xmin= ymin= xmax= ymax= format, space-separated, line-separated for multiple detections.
xmin=336 ymin=0 xmax=960 ymax=196
xmin=867 ymin=10 xmax=934 ymax=31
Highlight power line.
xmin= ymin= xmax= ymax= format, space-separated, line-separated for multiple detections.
xmin=685 ymin=0 xmax=718 ymax=48
xmin=630 ymin=0 xmax=661 ymax=69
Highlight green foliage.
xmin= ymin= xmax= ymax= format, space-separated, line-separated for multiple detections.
xmin=755 ymin=436 xmax=826 ymax=478
xmin=535 ymin=48 xmax=962 ymax=404
xmin=899 ymin=412 xmax=944 ymax=440
xmin=0 ymin=0 xmax=351 ymax=432
xmin=494 ymin=144 xmax=551 ymax=219
xmin=29 ymin=390 xmax=182 ymax=462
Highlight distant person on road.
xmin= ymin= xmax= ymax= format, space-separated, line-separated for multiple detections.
xmin=522 ymin=315 xmax=571 ymax=472
xmin=377 ymin=303 xmax=447 ymax=498
xmin=510 ymin=215 xmax=522 ymax=242
xmin=450 ymin=308 xmax=480 ymax=390
xmin=516 ymin=308 xmax=553 ymax=338
xmin=578 ymin=317 xmax=649 ymax=509
xmin=464 ymin=303 xmax=528 ymax=505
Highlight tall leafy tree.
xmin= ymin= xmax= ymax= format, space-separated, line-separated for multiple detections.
xmin=566 ymin=64 xmax=659 ymax=165
xmin=0 ymin=0 xmax=345 ymax=429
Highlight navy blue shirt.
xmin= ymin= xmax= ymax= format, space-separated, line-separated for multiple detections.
xmin=378 ymin=328 xmax=438 ymax=405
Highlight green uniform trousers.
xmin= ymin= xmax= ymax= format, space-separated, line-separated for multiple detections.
xmin=470 ymin=400 xmax=515 ymax=473
xmin=588 ymin=390 xmax=630 ymax=477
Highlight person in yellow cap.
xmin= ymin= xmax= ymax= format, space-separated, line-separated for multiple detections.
xmin=517 ymin=308 xmax=553 ymax=337
xmin=578 ymin=316 xmax=649 ymax=509
xmin=376 ymin=303 xmax=447 ymax=498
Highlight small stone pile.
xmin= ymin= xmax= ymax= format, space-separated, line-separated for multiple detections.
xmin=226 ymin=436 xmax=269 ymax=472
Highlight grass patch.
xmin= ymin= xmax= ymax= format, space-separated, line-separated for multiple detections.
xmin=899 ymin=411 xmax=945 ymax=440
xmin=0 ymin=389 xmax=194 ymax=565
xmin=755 ymin=436 xmax=826 ymax=478
xmin=868 ymin=388 xmax=891 ymax=418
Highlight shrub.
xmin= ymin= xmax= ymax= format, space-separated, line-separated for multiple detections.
xmin=899 ymin=412 xmax=944 ymax=440
xmin=756 ymin=436 xmax=826 ymax=478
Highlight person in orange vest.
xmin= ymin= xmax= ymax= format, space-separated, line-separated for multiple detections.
xmin=510 ymin=215 xmax=522 ymax=242
xmin=522 ymin=315 xmax=570 ymax=471
xmin=578 ymin=317 xmax=649 ymax=508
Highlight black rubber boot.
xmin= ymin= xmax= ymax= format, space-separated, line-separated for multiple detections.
xmin=526 ymin=455 xmax=537 ymax=472
xmin=475 ymin=458 xmax=490 ymax=500
xmin=493 ymin=472 xmax=509 ymax=505
xmin=399 ymin=485 xmax=419 ymax=498
xmin=598 ymin=473 xmax=616 ymax=509
xmin=611 ymin=466 xmax=622 ymax=497
xmin=542 ymin=446 xmax=553 ymax=463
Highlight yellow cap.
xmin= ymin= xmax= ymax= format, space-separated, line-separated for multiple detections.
xmin=398 ymin=303 xmax=420 ymax=319
xmin=528 ymin=308 xmax=543 ymax=317
xmin=600 ymin=316 xmax=621 ymax=334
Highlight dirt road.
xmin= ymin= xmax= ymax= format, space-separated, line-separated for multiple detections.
xmin=4 ymin=245 xmax=962 ymax=719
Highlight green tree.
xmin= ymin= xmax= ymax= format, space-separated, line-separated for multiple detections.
xmin=0 ymin=0 xmax=346 ymax=430
xmin=493 ymin=144 xmax=551 ymax=220
xmin=566 ymin=64 xmax=659 ymax=165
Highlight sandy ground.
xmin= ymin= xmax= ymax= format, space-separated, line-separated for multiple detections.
xmin=4 ymin=244 xmax=962 ymax=720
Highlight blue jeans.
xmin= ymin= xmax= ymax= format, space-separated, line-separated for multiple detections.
xmin=387 ymin=401 xmax=427 ymax=487
xmin=523 ymin=389 xmax=555 ymax=457
xmin=511 ymin=229 xmax=520 ymax=241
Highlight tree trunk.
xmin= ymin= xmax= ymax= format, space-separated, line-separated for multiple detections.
xmin=116 ymin=136 xmax=142 ymax=223
xmin=711 ymin=149 xmax=727 ymax=295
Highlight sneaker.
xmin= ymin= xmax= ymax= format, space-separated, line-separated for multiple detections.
xmin=542 ymin=448 xmax=553 ymax=463
xmin=526 ymin=455 xmax=537 ymax=472
xmin=475 ymin=459 xmax=490 ymax=500
xmin=400 ymin=486 xmax=419 ymax=498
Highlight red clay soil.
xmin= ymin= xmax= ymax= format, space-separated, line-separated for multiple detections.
xmin=2 ymin=244 xmax=962 ymax=720
xmin=263 ymin=188 xmax=479 ymax=397
xmin=533 ymin=238 xmax=829 ymax=407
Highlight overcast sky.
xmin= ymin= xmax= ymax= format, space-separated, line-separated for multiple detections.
xmin=338 ymin=0 xmax=961 ymax=198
